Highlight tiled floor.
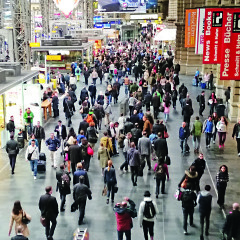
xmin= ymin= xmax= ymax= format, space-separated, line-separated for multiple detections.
xmin=0 ymin=74 xmax=238 ymax=240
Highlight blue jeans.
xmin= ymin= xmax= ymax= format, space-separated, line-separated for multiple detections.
xmin=117 ymin=230 xmax=131 ymax=240
xmin=30 ymin=159 xmax=38 ymax=176
xmin=125 ymin=85 xmax=128 ymax=95
xmin=108 ymin=95 xmax=112 ymax=103
xmin=164 ymin=113 xmax=169 ymax=122
xmin=180 ymin=138 xmax=188 ymax=153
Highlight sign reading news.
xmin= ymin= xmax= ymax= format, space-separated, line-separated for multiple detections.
xmin=220 ymin=8 xmax=240 ymax=80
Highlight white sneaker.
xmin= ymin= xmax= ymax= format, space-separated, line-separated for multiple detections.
xmin=213 ymin=140 xmax=215 ymax=144
xmin=238 ymin=153 xmax=240 ymax=156
xmin=34 ymin=176 xmax=37 ymax=180
xmin=184 ymin=231 xmax=188 ymax=235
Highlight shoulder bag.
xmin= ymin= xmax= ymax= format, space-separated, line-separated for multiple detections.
xmin=22 ymin=211 xmax=31 ymax=225
xmin=27 ymin=147 xmax=37 ymax=161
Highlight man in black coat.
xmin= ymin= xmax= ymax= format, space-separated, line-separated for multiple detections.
xmin=131 ymin=123 xmax=142 ymax=148
xmin=56 ymin=164 xmax=71 ymax=212
xmin=182 ymin=100 xmax=193 ymax=125
xmin=52 ymin=92 xmax=59 ymax=118
xmin=63 ymin=96 xmax=74 ymax=127
xmin=32 ymin=121 xmax=45 ymax=152
xmin=69 ymin=139 xmax=81 ymax=174
xmin=54 ymin=120 xmax=67 ymax=140
xmin=88 ymin=83 xmax=97 ymax=106
xmin=6 ymin=116 xmax=15 ymax=134
xmin=153 ymin=132 xmax=168 ymax=159
xmin=144 ymin=91 xmax=152 ymax=111
xmin=78 ymin=119 xmax=89 ymax=135
xmin=152 ymin=92 xmax=160 ymax=119
xmin=11 ymin=226 xmax=28 ymax=240
xmin=39 ymin=186 xmax=59 ymax=240
xmin=68 ymin=88 xmax=77 ymax=112
xmin=222 ymin=202 xmax=240 ymax=240
xmin=73 ymin=175 xmax=92 ymax=225
xmin=80 ymin=87 xmax=89 ymax=103
xmin=130 ymin=110 xmax=139 ymax=126
xmin=198 ymin=91 xmax=205 ymax=116
xmin=124 ymin=118 xmax=134 ymax=135
xmin=6 ymin=134 xmax=19 ymax=175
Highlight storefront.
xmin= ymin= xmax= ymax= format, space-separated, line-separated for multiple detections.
xmin=0 ymin=71 xmax=40 ymax=148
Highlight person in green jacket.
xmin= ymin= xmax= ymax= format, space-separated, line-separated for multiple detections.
xmin=153 ymin=89 xmax=162 ymax=103
xmin=75 ymin=66 xmax=81 ymax=81
xmin=24 ymin=107 xmax=34 ymax=136
xmin=191 ymin=116 xmax=203 ymax=153
xmin=130 ymin=81 xmax=138 ymax=94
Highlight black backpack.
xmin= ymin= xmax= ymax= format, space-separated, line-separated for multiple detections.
xmin=196 ymin=95 xmax=200 ymax=102
xmin=143 ymin=201 xmax=156 ymax=219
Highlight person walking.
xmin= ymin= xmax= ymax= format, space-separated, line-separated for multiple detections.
xmin=23 ymin=108 xmax=34 ymax=136
xmin=88 ymin=83 xmax=97 ymax=106
xmin=103 ymin=100 xmax=112 ymax=126
xmin=138 ymin=131 xmax=152 ymax=171
xmin=113 ymin=197 xmax=137 ymax=240
xmin=52 ymin=92 xmax=59 ymax=118
xmin=180 ymin=189 xmax=197 ymax=235
xmin=197 ymin=185 xmax=212 ymax=240
xmin=86 ymin=122 xmax=98 ymax=149
xmin=139 ymin=191 xmax=159 ymax=240
xmin=153 ymin=157 xmax=169 ymax=197
xmin=45 ymin=133 xmax=60 ymax=169
xmin=222 ymin=202 xmax=240 ymax=240
xmin=73 ymin=175 xmax=92 ymax=225
xmin=179 ymin=122 xmax=190 ymax=155
xmin=6 ymin=134 xmax=19 ymax=175
xmin=203 ymin=116 xmax=214 ymax=148
xmin=6 ymin=116 xmax=15 ymax=135
xmin=208 ymin=92 xmax=217 ymax=115
xmin=197 ymin=91 xmax=205 ymax=116
xmin=25 ymin=139 xmax=39 ymax=180
xmin=153 ymin=132 xmax=168 ymax=160
xmin=39 ymin=186 xmax=59 ymax=240
xmin=127 ymin=142 xmax=140 ymax=186
xmin=68 ymin=139 xmax=81 ymax=174
xmin=8 ymin=201 xmax=31 ymax=238
xmin=216 ymin=164 xmax=229 ymax=209
xmin=191 ymin=116 xmax=203 ymax=153
xmin=56 ymin=163 xmax=71 ymax=212
xmin=232 ymin=118 xmax=240 ymax=156
xmin=216 ymin=116 xmax=228 ymax=149
xmin=104 ymin=160 xmax=117 ymax=204
xmin=98 ymin=142 xmax=110 ymax=176
xmin=73 ymin=162 xmax=90 ymax=187
xmin=119 ymin=132 xmax=132 ymax=172
xmin=32 ymin=121 xmax=45 ymax=152
xmin=54 ymin=120 xmax=67 ymax=141
xmin=63 ymin=95 xmax=74 ymax=127
xmin=191 ymin=153 xmax=206 ymax=181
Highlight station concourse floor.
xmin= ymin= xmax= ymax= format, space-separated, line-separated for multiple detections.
xmin=0 ymin=74 xmax=239 ymax=240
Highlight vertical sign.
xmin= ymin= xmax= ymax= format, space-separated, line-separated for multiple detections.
xmin=195 ymin=8 xmax=205 ymax=54
xmin=203 ymin=8 xmax=224 ymax=64
xmin=185 ymin=9 xmax=197 ymax=48
xmin=220 ymin=8 xmax=240 ymax=80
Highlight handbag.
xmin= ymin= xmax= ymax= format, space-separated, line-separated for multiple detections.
xmin=87 ymin=145 xmax=94 ymax=156
xmin=102 ymin=185 xmax=107 ymax=196
xmin=27 ymin=147 xmax=37 ymax=161
xmin=114 ymin=184 xmax=118 ymax=193
xmin=164 ymin=131 xmax=169 ymax=138
xmin=174 ymin=189 xmax=182 ymax=201
xmin=181 ymin=178 xmax=188 ymax=189
xmin=165 ymin=155 xmax=171 ymax=165
xmin=159 ymin=105 xmax=164 ymax=112
xmin=22 ymin=211 xmax=31 ymax=225
xmin=40 ymin=216 xmax=46 ymax=227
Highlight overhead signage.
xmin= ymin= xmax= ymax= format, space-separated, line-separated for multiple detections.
xmin=29 ymin=42 xmax=40 ymax=47
xmin=41 ymin=39 xmax=82 ymax=46
xmin=46 ymin=55 xmax=62 ymax=61
xmin=53 ymin=0 xmax=80 ymax=17
xmin=195 ymin=8 xmax=205 ymax=55
xmin=185 ymin=9 xmax=197 ymax=47
xmin=98 ymin=0 xmax=146 ymax=13
xmin=203 ymin=8 xmax=224 ymax=64
xmin=220 ymin=8 xmax=240 ymax=80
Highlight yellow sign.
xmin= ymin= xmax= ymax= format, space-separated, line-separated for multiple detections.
xmin=46 ymin=55 xmax=61 ymax=61
xmin=52 ymin=30 xmax=57 ymax=33
xmin=29 ymin=42 xmax=40 ymax=47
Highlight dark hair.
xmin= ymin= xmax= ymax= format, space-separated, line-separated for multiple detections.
xmin=60 ymin=163 xmax=65 ymax=169
xmin=103 ymin=131 xmax=108 ymax=136
xmin=12 ymin=201 xmax=22 ymax=215
xmin=219 ymin=165 xmax=228 ymax=174
xmin=45 ymin=186 xmax=52 ymax=193
xmin=157 ymin=132 xmax=162 ymax=138
xmin=196 ymin=116 xmax=199 ymax=120
xmin=58 ymin=120 xmax=62 ymax=123
xmin=205 ymin=185 xmax=211 ymax=191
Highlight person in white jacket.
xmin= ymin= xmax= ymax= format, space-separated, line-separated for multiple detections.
xmin=139 ymin=191 xmax=159 ymax=240
xmin=25 ymin=139 xmax=39 ymax=180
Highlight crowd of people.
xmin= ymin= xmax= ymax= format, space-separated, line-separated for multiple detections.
xmin=5 ymin=36 xmax=240 ymax=240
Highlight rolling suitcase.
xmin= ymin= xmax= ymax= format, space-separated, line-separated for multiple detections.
xmin=201 ymin=82 xmax=206 ymax=89
xmin=38 ymin=153 xmax=46 ymax=172
xmin=192 ymin=78 xmax=197 ymax=86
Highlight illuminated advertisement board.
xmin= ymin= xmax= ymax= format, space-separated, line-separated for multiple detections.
xmin=98 ymin=0 xmax=146 ymax=13
xmin=146 ymin=0 xmax=157 ymax=10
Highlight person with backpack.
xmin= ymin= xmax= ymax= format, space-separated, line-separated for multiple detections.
xmin=56 ymin=163 xmax=71 ymax=212
xmin=154 ymin=157 xmax=169 ymax=197
xmin=86 ymin=122 xmax=98 ymax=149
xmin=153 ymin=132 xmax=168 ymax=161
xmin=139 ymin=191 xmax=159 ymax=240
xmin=171 ymin=87 xmax=178 ymax=110
xmin=179 ymin=122 xmax=190 ymax=155
xmin=180 ymin=189 xmax=197 ymax=235
xmin=191 ymin=116 xmax=203 ymax=154
xmin=113 ymin=197 xmax=137 ymax=240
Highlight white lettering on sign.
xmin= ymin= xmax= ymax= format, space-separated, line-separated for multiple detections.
xmin=204 ymin=40 xmax=211 ymax=61
xmin=205 ymin=11 xmax=212 ymax=35
xmin=237 ymin=34 xmax=240 ymax=49
xmin=224 ymin=12 xmax=233 ymax=44
xmin=222 ymin=48 xmax=230 ymax=77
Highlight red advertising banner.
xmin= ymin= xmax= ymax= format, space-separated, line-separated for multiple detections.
xmin=220 ymin=8 xmax=240 ymax=80
xmin=185 ymin=9 xmax=197 ymax=48
xmin=203 ymin=8 xmax=224 ymax=64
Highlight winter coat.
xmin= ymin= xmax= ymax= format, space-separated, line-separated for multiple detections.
xmin=153 ymin=138 xmax=168 ymax=158
xmin=100 ymin=136 xmax=113 ymax=152
xmin=191 ymin=120 xmax=203 ymax=137
xmin=127 ymin=148 xmax=140 ymax=167
xmin=45 ymin=137 xmax=60 ymax=151
xmin=104 ymin=167 xmax=117 ymax=184
xmin=98 ymin=146 xmax=110 ymax=169
xmin=178 ymin=170 xmax=198 ymax=191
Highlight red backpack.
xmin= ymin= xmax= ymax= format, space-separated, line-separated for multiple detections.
xmin=86 ymin=114 xmax=93 ymax=123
